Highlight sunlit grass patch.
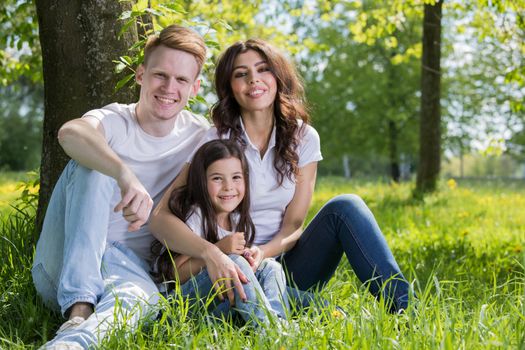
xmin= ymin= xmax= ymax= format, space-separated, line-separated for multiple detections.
xmin=0 ymin=172 xmax=33 ymax=216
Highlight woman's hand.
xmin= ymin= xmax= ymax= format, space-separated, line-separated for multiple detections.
xmin=202 ymin=246 xmax=248 ymax=304
xmin=215 ymin=232 xmax=246 ymax=255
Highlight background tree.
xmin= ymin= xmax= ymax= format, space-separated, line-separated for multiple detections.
xmin=298 ymin=1 xmax=421 ymax=180
xmin=34 ymin=0 xmax=139 ymax=230
xmin=416 ymin=0 xmax=443 ymax=194
xmin=0 ymin=1 xmax=44 ymax=172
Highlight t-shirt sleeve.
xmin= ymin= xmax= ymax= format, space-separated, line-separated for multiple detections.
xmin=297 ymin=124 xmax=323 ymax=168
xmin=81 ymin=103 xmax=129 ymax=147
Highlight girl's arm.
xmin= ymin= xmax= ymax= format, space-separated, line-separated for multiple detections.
xmin=149 ymin=165 xmax=248 ymax=303
xmin=257 ymin=161 xmax=318 ymax=260
xmin=172 ymin=231 xmax=246 ymax=283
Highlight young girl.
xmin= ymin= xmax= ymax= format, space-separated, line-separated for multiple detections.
xmin=152 ymin=139 xmax=289 ymax=325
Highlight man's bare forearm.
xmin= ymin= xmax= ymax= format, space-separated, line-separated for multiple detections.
xmin=58 ymin=118 xmax=129 ymax=181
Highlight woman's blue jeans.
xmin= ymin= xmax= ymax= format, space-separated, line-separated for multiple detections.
xmin=279 ymin=194 xmax=411 ymax=312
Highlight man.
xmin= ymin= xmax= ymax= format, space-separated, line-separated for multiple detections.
xmin=32 ymin=25 xmax=246 ymax=349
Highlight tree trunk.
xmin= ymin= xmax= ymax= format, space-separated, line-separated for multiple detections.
xmin=388 ymin=119 xmax=400 ymax=182
xmin=416 ymin=0 xmax=443 ymax=194
xmin=35 ymin=0 xmax=138 ymax=234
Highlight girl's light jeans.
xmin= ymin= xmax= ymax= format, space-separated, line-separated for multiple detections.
xmin=178 ymin=255 xmax=289 ymax=325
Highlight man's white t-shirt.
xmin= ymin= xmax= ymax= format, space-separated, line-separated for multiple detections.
xmin=83 ymin=103 xmax=210 ymax=261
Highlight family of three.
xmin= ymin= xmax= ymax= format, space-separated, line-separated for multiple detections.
xmin=32 ymin=25 xmax=413 ymax=349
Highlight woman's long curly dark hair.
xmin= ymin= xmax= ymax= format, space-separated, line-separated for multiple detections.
xmin=151 ymin=139 xmax=255 ymax=284
xmin=211 ymin=39 xmax=310 ymax=185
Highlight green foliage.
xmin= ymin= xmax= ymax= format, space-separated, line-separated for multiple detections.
xmin=0 ymin=2 xmax=43 ymax=173
xmin=443 ymin=2 xmax=525 ymax=158
xmin=0 ymin=0 xmax=41 ymax=86
xmin=291 ymin=1 xmax=421 ymax=176
xmin=1 ymin=177 xmax=524 ymax=348
xmin=0 ymin=82 xmax=43 ymax=171
xmin=114 ymin=0 xmax=309 ymax=116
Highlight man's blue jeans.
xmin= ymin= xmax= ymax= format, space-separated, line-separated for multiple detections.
xmin=31 ymin=161 xmax=159 ymax=348
xmin=279 ymin=194 xmax=411 ymax=312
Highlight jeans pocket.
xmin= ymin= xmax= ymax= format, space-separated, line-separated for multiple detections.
xmin=31 ymin=263 xmax=60 ymax=312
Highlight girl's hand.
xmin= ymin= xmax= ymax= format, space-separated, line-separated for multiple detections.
xmin=242 ymin=249 xmax=256 ymax=270
xmin=215 ymin=232 xmax=246 ymax=255
xmin=246 ymin=246 xmax=264 ymax=271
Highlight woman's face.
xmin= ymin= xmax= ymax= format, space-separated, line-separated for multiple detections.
xmin=230 ymin=49 xmax=277 ymax=116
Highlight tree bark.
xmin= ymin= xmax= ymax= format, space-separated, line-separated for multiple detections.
xmin=35 ymin=0 xmax=138 ymax=234
xmin=416 ymin=0 xmax=443 ymax=194
xmin=388 ymin=119 xmax=400 ymax=182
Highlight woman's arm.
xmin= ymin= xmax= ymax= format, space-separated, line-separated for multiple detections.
xmin=172 ymin=255 xmax=205 ymax=283
xmin=171 ymin=232 xmax=247 ymax=283
xmin=258 ymin=162 xmax=318 ymax=259
xmin=149 ymin=164 xmax=248 ymax=303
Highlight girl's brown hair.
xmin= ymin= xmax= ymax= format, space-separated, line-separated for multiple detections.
xmin=211 ymin=39 xmax=310 ymax=184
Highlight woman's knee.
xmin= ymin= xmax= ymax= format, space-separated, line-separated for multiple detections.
xmin=323 ymin=194 xmax=366 ymax=214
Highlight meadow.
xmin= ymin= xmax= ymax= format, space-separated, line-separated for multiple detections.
xmin=0 ymin=173 xmax=523 ymax=349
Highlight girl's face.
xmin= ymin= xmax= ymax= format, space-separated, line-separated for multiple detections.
xmin=230 ymin=49 xmax=277 ymax=116
xmin=206 ymin=156 xmax=246 ymax=217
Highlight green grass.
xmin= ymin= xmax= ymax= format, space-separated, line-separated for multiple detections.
xmin=1 ymin=175 xmax=524 ymax=349
xmin=0 ymin=172 xmax=32 ymax=217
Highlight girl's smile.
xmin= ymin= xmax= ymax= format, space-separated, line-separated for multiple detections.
xmin=206 ymin=157 xmax=246 ymax=227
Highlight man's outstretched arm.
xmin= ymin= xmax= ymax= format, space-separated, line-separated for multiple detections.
xmin=58 ymin=117 xmax=153 ymax=231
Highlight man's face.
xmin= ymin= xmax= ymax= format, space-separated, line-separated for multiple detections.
xmin=136 ymin=46 xmax=200 ymax=127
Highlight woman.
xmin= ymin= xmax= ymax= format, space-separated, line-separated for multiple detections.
xmin=151 ymin=39 xmax=412 ymax=313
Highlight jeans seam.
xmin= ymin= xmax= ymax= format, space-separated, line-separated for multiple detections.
xmin=329 ymin=208 xmax=388 ymax=282
xmin=32 ymin=263 xmax=57 ymax=295
xmin=332 ymin=206 xmax=407 ymax=304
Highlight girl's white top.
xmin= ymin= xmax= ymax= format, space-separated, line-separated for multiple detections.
xmin=185 ymin=206 xmax=240 ymax=239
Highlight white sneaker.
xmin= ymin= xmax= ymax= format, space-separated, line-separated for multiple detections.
xmin=57 ymin=316 xmax=86 ymax=334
